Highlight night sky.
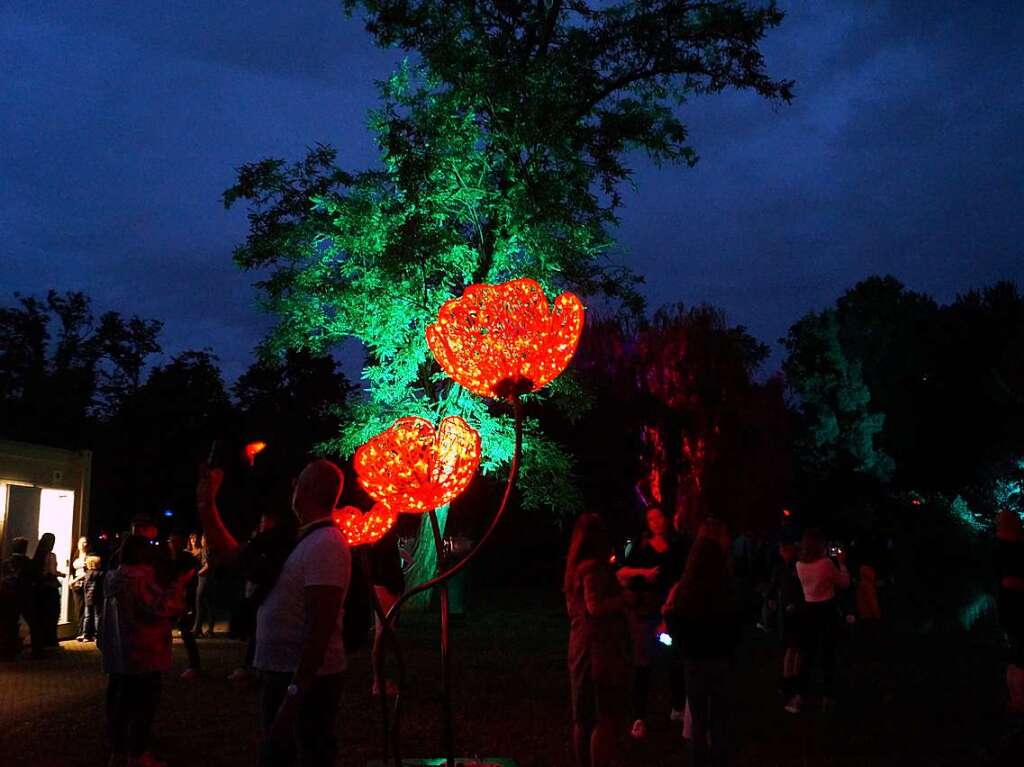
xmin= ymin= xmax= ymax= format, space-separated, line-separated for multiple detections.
xmin=3 ymin=1 xmax=1022 ymax=383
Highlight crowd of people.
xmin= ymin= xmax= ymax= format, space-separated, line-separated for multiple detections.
xmin=2 ymin=470 xmax=1023 ymax=767
xmin=564 ymin=503 xmax=1024 ymax=767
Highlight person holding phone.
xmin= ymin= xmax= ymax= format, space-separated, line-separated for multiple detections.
xmin=791 ymin=529 xmax=850 ymax=713
xmin=197 ymin=458 xmax=351 ymax=767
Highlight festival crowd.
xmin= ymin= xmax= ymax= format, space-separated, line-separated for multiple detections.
xmin=1 ymin=463 xmax=1023 ymax=767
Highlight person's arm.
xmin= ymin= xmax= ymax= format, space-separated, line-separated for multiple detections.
xmin=196 ymin=464 xmax=241 ymax=564
xmin=833 ymin=554 xmax=851 ymax=590
xmin=583 ymin=569 xmax=624 ymax=617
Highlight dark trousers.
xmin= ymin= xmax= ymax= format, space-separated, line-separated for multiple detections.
xmin=37 ymin=588 xmax=60 ymax=647
xmin=799 ymin=600 xmax=840 ymax=696
xmin=177 ymin=615 xmax=201 ymax=669
xmin=259 ymin=671 xmax=343 ymax=767
xmin=194 ymin=576 xmax=214 ymax=634
xmin=106 ymin=672 xmax=162 ymax=757
xmin=82 ymin=603 xmax=99 ymax=639
xmin=629 ymin=612 xmax=686 ymax=717
xmin=72 ymin=588 xmax=85 ymax=636
xmin=685 ymin=656 xmax=731 ymax=767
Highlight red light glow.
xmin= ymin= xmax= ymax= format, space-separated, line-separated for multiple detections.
xmin=332 ymin=503 xmax=399 ymax=547
xmin=245 ymin=441 xmax=268 ymax=466
xmin=354 ymin=416 xmax=481 ymax=514
xmin=426 ymin=278 xmax=585 ymax=399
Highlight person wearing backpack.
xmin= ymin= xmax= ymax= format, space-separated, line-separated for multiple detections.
xmin=197 ymin=459 xmax=351 ymax=767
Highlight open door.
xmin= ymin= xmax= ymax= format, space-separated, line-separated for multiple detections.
xmin=39 ymin=489 xmax=76 ymax=626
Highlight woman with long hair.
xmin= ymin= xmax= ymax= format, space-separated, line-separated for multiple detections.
xmin=791 ymin=529 xmax=849 ymax=713
xmin=192 ymin=534 xmax=215 ymax=637
xmin=565 ymin=513 xmax=630 ymax=767
xmin=71 ymin=536 xmax=90 ymax=640
xmin=33 ymin=532 xmax=64 ymax=647
xmin=616 ymin=504 xmax=689 ymax=738
xmin=663 ymin=519 xmax=739 ymax=767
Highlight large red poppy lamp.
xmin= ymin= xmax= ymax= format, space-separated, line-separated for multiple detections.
xmin=426 ymin=278 xmax=585 ymax=399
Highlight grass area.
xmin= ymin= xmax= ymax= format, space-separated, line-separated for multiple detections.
xmin=1 ymin=585 xmax=1022 ymax=766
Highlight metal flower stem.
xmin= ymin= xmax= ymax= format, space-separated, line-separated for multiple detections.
xmin=381 ymin=395 xmax=524 ymax=766
xmin=362 ymin=547 xmax=405 ymax=767
xmin=427 ymin=508 xmax=454 ymax=767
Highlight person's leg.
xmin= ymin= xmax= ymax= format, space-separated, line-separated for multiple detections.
xmin=707 ymin=658 xmax=731 ymax=767
xmin=106 ymin=674 xmax=128 ymax=757
xmin=590 ymin=679 xmax=624 ymax=767
xmin=669 ymin=656 xmax=687 ymax=713
xmin=128 ymin=672 xmax=162 ymax=758
xmin=797 ymin=606 xmax=821 ymax=697
xmin=193 ymin=577 xmax=207 ymax=635
xmin=821 ymin=605 xmax=839 ymax=701
xmin=73 ymin=588 xmax=85 ymax=638
xmin=295 ymin=673 xmax=343 ymax=767
xmin=259 ymin=672 xmax=295 ymax=767
xmin=178 ymin=615 xmax=201 ymax=670
xmin=82 ymin=604 xmax=95 ymax=639
xmin=685 ymin=659 xmax=711 ymax=767
xmin=372 ymin=586 xmax=399 ymax=693
xmin=628 ymin=612 xmax=655 ymax=728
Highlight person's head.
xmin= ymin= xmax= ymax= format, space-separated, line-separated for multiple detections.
xmin=260 ymin=505 xmax=296 ymax=534
xmin=859 ymin=563 xmax=876 ymax=582
xmin=996 ymin=509 xmax=1022 ymax=542
xmin=697 ymin=517 xmax=731 ymax=554
xmin=291 ymin=460 xmax=344 ymax=524
xmin=131 ymin=514 xmax=159 ymax=541
xmin=645 ymin=505 xmax=670 ymax=538
xmin=188 ymin=532 xmax=199 ymax=550
xmin=676 ymin=536 xmax=734 ymax=617
xmin=77 ymin=536 xmax=89 ymax=554
xmin=799 ymin=529 xmax=827 ymax=563
xmin=11 ymin=537 xmax=29 ymax=556
xmin=779 ymin=542 xmax=797 ymax=564
xmin=119 ymin=534 xmax=156 ymax=567
xmin=167 ymin=531 xmax=187 ymax=554
xmin=86 ymin=555 xmax=102 ymax=571
xmin=564 ymin=513 xmax=612 ymax=594
xmin=200 ymin=533 xmax=208 ymax=550
xmin=34 ymin=532 xmax=56 ymax=562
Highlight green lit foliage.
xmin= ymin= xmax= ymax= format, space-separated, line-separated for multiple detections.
xmin=223 ymin=1 xmax=793 ymax=518
xmin=783 ymin=309 xmax=893 ymax=482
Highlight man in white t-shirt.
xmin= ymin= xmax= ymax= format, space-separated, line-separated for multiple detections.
xmin=197 ymin=459 xmax=351 ymax=767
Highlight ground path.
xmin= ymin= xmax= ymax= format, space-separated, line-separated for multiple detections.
xmin=1 ymin=587 xmax=1022 ymax=766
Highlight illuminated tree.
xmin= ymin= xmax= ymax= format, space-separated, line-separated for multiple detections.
xmin=224 ymin=0 xmax=793 ymax=593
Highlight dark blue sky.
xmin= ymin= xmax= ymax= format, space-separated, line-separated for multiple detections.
xmin=3 ymin=1 xmax=1022 ymax=383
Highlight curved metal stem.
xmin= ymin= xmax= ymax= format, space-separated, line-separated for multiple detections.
xmin=428 ymin=509 xmax=455 ymax=767
xmin=364 ymin=550 xmax=405 ymax=767
xmin=377 ymin=395 xmax=525 ymax=765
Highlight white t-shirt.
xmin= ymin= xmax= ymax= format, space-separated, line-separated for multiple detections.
xmin=796 ymin=557 xmax=850 ymax=603
xmin=254 ymin=523 xmax=351 ymax=675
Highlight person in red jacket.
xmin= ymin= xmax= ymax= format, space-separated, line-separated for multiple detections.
xmin=99 ymin=534 xmax=191 ymax=767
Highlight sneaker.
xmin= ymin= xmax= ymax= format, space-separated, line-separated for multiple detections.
xmin=783 ymin=694 xmax=802 ymax=714
xmin=180 ymin=667 xmax=201 ymax=680
xmin=227 ymin=668 xmax=253 ymax=682
xmin=630 ymin=719 xmax=647 ymax=739
xmin=76 ymin=636 xmax=86 ymax=643
xmin=669 ymin=708 xmax=684 ymax=722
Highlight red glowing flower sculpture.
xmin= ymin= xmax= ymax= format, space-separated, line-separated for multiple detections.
xmin=332 ymin=503 xmax=399 ymax=547
xmin=426 ymin=278 xmax=585 ymax=399
xmin=354 ymin=416 xmax=481 ymax=514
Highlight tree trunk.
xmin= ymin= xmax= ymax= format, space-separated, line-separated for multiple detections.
xmin=402 ymin=505 xmax=449 ymax=610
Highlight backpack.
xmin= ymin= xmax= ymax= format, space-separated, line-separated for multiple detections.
xmin=241 ymin=519 xmax=373 ymax=654
xmin=341 ymin=548 xmax=372 ymax=654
